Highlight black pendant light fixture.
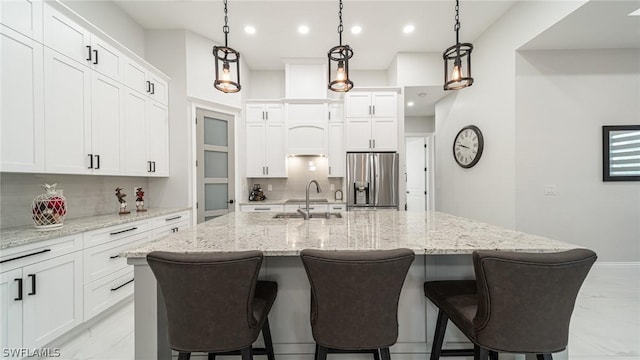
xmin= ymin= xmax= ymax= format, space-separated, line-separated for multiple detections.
xmin=443 ymin=0 xmax=474 ymax=91
xmin=328 ymin=0 xmax=354 ymax=92
xmin=213 ymin=0 xmax=241 ymax=93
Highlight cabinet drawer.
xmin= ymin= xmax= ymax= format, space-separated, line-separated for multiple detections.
xmin=152 ymin=220 xmax=190 ymax=240
xmin=83 ymin=219 xmax=149 ymax=248
xmin=240 ymin=205 xmax=284 ymax=212
xmin=328 ymin=204 xmax=346 ymax=211
xmin=83 ymin=232 xmax=150 ymax=284
xmin=283 ymin=204 xmax=329 ymax=212
xmin=0 ymin=234 xmax=82 ymax=272
xmin=151 ymin=211 xmax=190 ymax=228
xmin=84 ymin=266 xmax=134 ymax=321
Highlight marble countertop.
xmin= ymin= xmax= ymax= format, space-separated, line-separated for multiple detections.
xmin=122 ymin=210 xmax=579 ymax=258
xmin=1 ymin=208 xmax=189 ymax=250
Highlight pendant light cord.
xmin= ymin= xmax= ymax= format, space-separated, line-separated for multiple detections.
xmin=223 ymin=0 xmax=230 ymax=47
xmin=454 ymin=0 xmax=460 ymax=45
xmin=338 ymin=0 xmax=343 ymax=46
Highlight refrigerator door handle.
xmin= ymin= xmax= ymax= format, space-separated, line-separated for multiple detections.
xmin=370 ymin=153 xmax=377 ymax=207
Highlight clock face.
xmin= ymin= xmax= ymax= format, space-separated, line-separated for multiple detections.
xmin=453 ymin=125 xmax=484 ymax=168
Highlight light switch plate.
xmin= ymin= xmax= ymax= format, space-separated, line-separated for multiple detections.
xmin=267 ymin=184 xmax=273 ymax=191
xmin=330 ymin=184 xmax=335 ymax=191
xmin=544 ymin=185 xmax=557 ymax=195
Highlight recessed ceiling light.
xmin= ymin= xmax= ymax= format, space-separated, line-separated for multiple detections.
xmin=403 ymin=24 xmax=415 ymax=34
xmin=418 ymin=92 xmax=427 ymax=97
xmin=629 ymin=8 xmax=640 ymax=16
xmin=407 ymin=101 xmax=415 ymax=107
xmin=298 ymin=25 xmax=310 ymax=35
xmin=244 ymin=25 xmax=256 ymax=35
xmin=351 ymin=25 xmax=362 ymax=35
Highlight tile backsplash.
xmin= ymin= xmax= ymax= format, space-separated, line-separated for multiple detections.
xmin=0 ymin=173 xmax=150 ymax=229
xmin=247 ymin=156 xmax=344 ymax=202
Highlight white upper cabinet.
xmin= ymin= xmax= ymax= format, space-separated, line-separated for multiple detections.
xmin=0 ymin=0 xmax=43 ymax=41
xmin=245 ymin=103 xmax=286 ymax=178
xmin=328 ymin=122 xmax=345 ymax=177
xmin=1 ymin=1 xmax=171 ymax=176
xmin=43 ymin=48 xmax=92 ymax=174
xmin=345 ymin=90 xmax=398 ymax=152
xmin=286 ymin=103 xmax=327 ymax=155
xmin=0 ymin=26 xmax=45 ymax=173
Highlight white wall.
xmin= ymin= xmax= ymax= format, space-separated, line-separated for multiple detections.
xmin=249 ymin=71 xmax=285 ymax=99
xmin=350 ymin=70 xmax=389 ymax=87
xmin=515 ymin=49 xmax=640 ymax=262
xmin=434 ymin=1 xmax=585 ymax=229
xmin=395 ymin=53 xmax=442 ymax=87
xmin=406 ymin=116 xmax=435 ymax=133
xmin=145 ymin=30 xmax=191 ymax=209
xmin=61 ymin=0 xmax=146 ymax=58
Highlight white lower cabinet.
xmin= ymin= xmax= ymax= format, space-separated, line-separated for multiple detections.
xmin=83 ymin=266 xmax=134 ymax=321
xmin=151 ymin=211 xmax=190 ymax=239
xmin=0 ymin=236 xmax=84 ymax=353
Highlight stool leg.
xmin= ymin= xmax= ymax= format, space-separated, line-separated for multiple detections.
xmin=380 ymin=347 xmax=391 ymax=360
xmin=241 ymin=346 xmax=253 ymax=360
xmin=262 ymin=318 xmax=276 ymax=360
xmin=430 ymin=310 xmax=449 ymax=360
xmin=177 ymin=353 xmax=191 ymax=360
xmin=474 ymin=345 xmax=489 ymax=360
xmin=317 ymin=345 xmax=329 ymax=360
xmin=489 ymin=351 xmax=498 ymax=360
xmin=373 ymin=348 xmax=380 ymax=360
xmin=536 ymin=355 xmax=552 ymax=360
xmin=207 ymin=353 xmax=216 ymax=360
xmin=314 ymin=344 xmax=319 ymax=360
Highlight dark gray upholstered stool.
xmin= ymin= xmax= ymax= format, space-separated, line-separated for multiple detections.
xmin=147 ymin=251 xmax=278 ymax=360
xmin=300 ymin=248 xmax=415 ymax=360
xmin=424 ymin=249 xmax=597 ymax=360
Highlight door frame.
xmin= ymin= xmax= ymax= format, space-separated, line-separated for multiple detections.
xmin=405 ymin=132 xmax=435 ymax=211
xmin=189 ymin=98 xmax=242 ymax=226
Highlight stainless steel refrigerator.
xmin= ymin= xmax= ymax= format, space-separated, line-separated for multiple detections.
xmin=346 ymin=152 xmax=399 ymax=210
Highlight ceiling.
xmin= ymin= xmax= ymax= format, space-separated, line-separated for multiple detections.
xmin=112 ymin=0 xmax=517 ymax=71
xmin=109 ymin=0 xmax=640 ymax=117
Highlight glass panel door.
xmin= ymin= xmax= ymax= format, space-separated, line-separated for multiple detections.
xmin=196 ymin=108 xmax=235 ymax=223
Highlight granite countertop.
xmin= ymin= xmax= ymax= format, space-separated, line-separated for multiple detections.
xmin=1 ymin=207 xmax=190 ymax=250
xmin=122 ymin=210 xmax=579 ymax=258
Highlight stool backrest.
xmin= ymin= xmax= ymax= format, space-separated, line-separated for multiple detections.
xmin=472 ymin=249 xmax=597 ymax=353
xmin=147 ymin=251 xmax=263 ymax=352
xmin=300 ymin=249 xmax=415 ymax=349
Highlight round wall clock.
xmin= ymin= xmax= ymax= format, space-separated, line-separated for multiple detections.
xmin=453 ymin=125 xmax=484 ymax=168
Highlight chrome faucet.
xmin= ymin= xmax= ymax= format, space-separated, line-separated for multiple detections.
xmin=297 ymin=180 xmax=322 ymax=220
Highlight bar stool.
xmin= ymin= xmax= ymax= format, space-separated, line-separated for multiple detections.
xmin=424 ymin=249 xmax=597 ymax=360
xmin=300 ymin=248 xmax=415 ymax=360
xmin=147 ymin=251 xmax=278 ymax=360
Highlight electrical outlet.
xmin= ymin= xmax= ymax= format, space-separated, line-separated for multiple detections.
xmin=330 ymin=184 xmax=335 ymax=191
xmin=267 ymin=184 xmax=273 ymax=191
xmin=544 ymin=185 xmax=557 ymax=195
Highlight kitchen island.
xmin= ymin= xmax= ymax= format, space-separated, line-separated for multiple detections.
xmin=123 ymin=210 xmax=578 ymax=360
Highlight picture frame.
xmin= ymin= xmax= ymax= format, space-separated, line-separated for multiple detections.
xmin=602 ymin=125 xmax=640 ymax=181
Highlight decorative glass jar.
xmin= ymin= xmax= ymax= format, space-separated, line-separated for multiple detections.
xmin=32 ymin=183 xmax=66 ymax=230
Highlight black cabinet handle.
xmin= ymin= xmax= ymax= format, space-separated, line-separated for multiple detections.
xmin=94 ymin=154 xmax=100 ymax=169
xmin=152 ymin=161 xmax=156 ymax=173
xmin=148 ymin=161 xmax=152 ymax=172
xmin=93 ymin=49 xmax=98 ymax=65
xmin=88 ymin=153 xmax=93 ymax=169
xmin=0 ymin=249 xmax=51 ymax=264
xmin=86 ymin=45 xmax=92 ymax=61
xmin=110 ymin=278 xmax=134 ymax=292
xmin=150 ymin=82 xmax=155 ymax=94
xmin=146 ymin=81 xmax=151 ymax=93
xmin=14 ymin=279 xmax=23 ymax=301
xmin=109 ymin=254 xmax=120 ymax=259
xmin=27 ymin=274 xmax=36 ymax=296
xmin=229 ymin=200 xmax=234 ymax=204
xmin=109 ymin=227 xmax=138 ymax=236
xmin=165 ymin=216 xmax=182 ymax=222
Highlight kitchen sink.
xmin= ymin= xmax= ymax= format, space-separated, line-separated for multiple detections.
xmin=273 ymin=212 xmax=342 ymax=219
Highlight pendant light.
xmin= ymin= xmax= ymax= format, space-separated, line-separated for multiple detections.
xmin=213 ymin=0 xmax=241 ymax=93
xmin=443 ymin=0 xmax=474 ymax=91
xmin=328 ymin=0 xmax=354 ymax=92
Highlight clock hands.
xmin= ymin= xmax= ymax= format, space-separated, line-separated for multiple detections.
xmin=458 ymin=144 xmax=470 ymax=149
